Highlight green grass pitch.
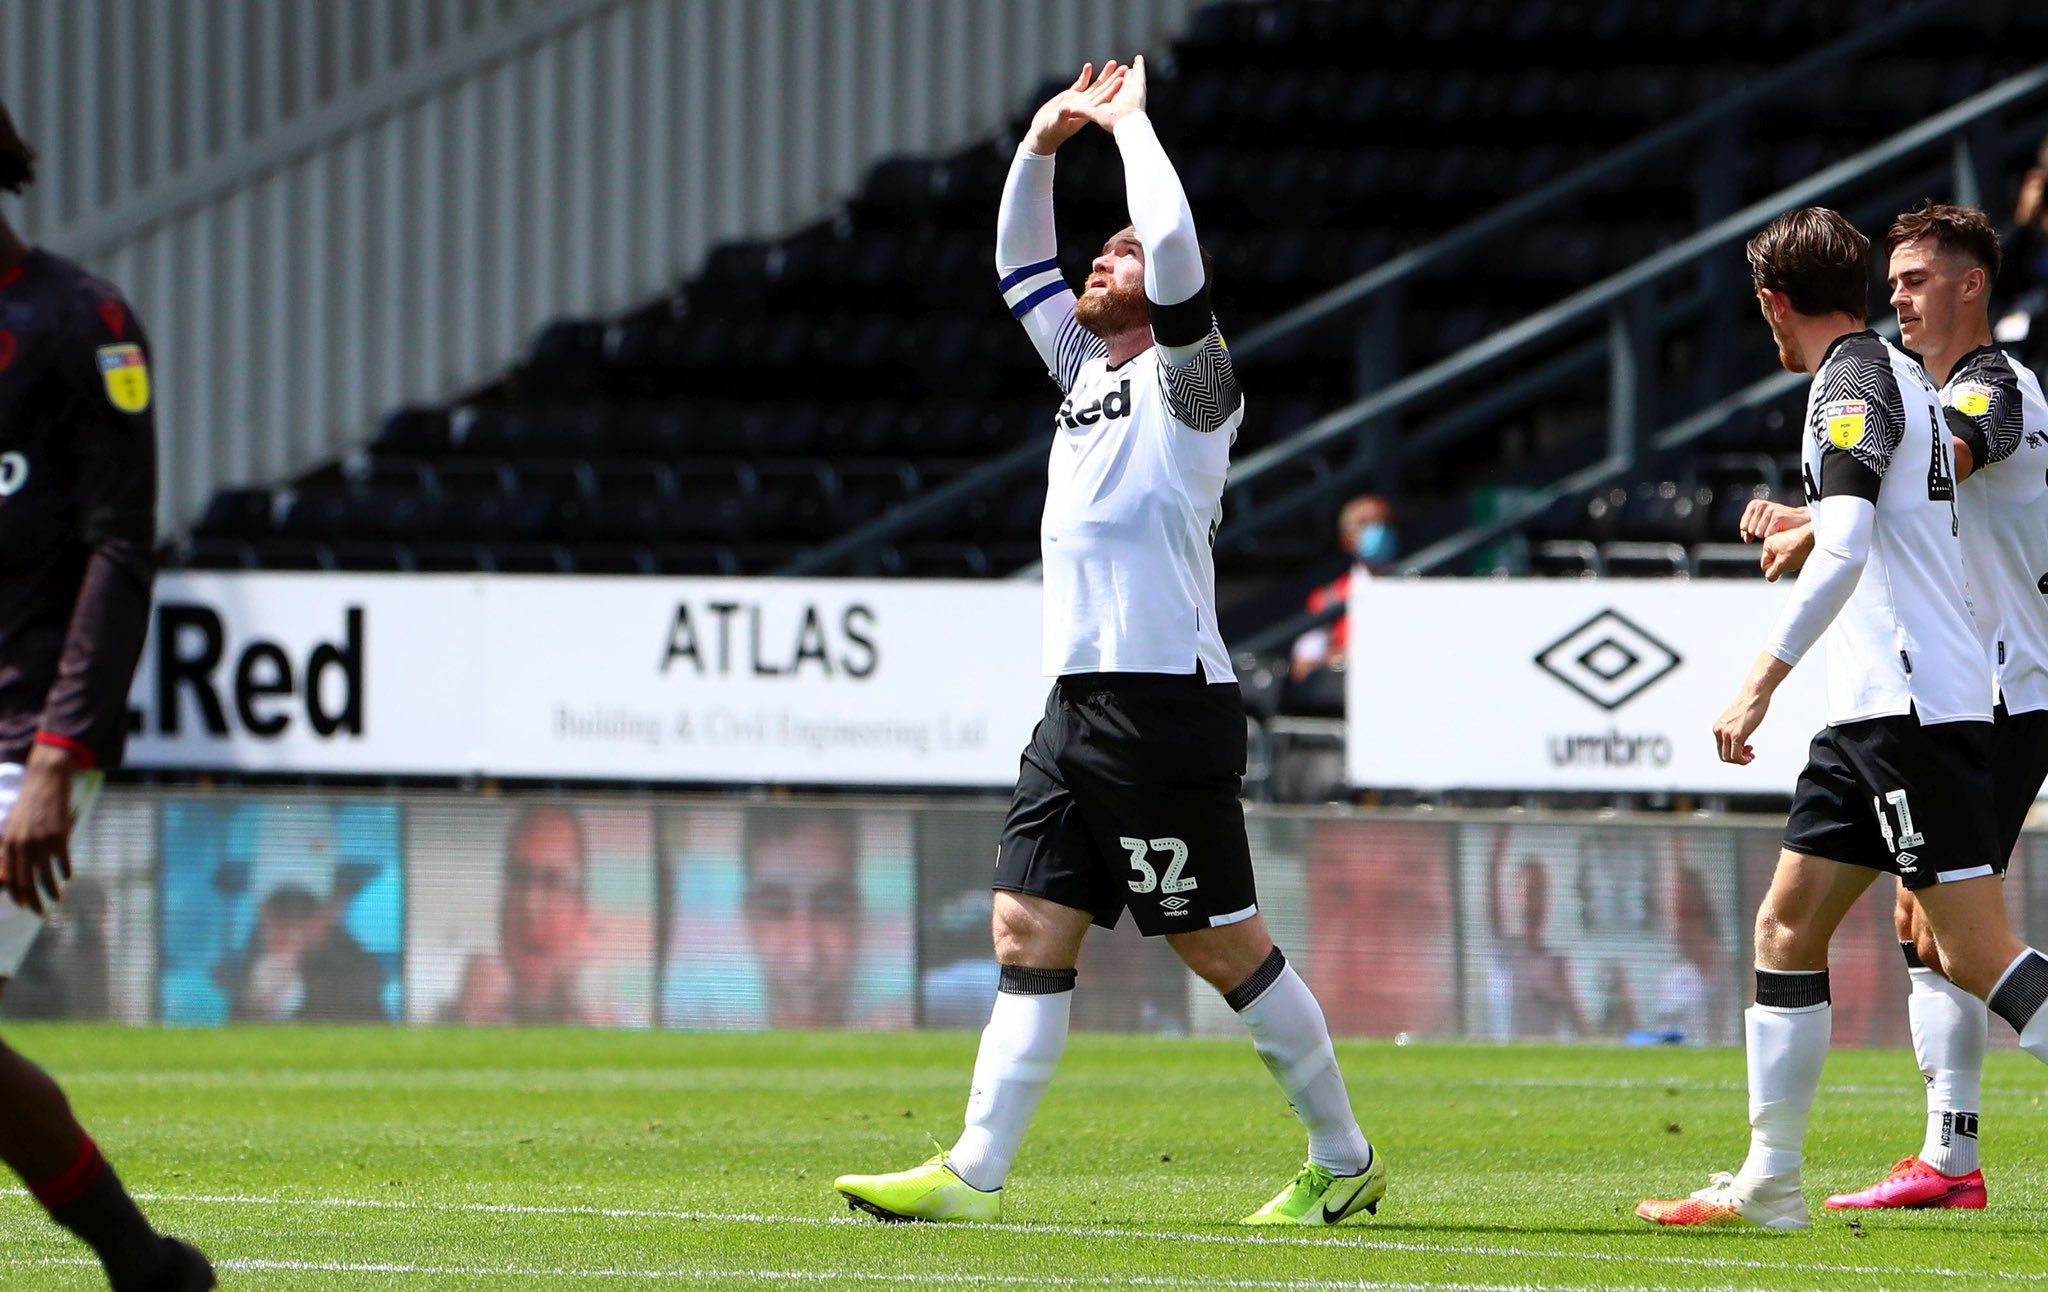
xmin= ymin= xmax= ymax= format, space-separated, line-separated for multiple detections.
xmin=1 ymin=1026 xmax=2043 ymax=1289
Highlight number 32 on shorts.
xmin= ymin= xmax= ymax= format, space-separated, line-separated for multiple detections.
xmin=1122 ymin=836 xmax=1196 ymax=894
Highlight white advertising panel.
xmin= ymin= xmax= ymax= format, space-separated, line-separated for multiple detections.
xmin=127 ymin=574 xmax=485 ymax=776
xmin=127 ymin=574 xmax=1045 ymax=786
xmin=471 ymin=577 xmax=1043 ymax=784
xmin=1344 ymin=581 xmax=1834 ymax=792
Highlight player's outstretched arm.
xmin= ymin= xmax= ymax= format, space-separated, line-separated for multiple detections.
xmin=1083 ymin=56 xmax=1244 ymax=438
xmin=998 ymin=63 xmax=1123 ymax=391
xmin=1081 ymin=56 xmax=1206 ymax=355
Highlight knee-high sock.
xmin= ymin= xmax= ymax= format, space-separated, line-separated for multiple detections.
xmin=1739 ymin=969 xmax=1831 ymax=1183
xmin=1906 ymin=955 xmax=1984 ymax=1175
xmin=1227 ymin=948 xmax=1371 ymax=1175
xmin=1988 ymin=949 xmax=2048 ymax=1066
xmin=947 ymin=966 xmax=1073 ymax=1192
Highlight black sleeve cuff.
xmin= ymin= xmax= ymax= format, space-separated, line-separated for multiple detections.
xmin=1148 ymin=281 xmax=1213 ymax=349
xmin=1943 ymin=405 xmax=1988 ymax=467
xmin=1819 ymin=448 xmax=1882 ymax=502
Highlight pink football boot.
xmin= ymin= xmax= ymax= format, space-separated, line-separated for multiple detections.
xmin=1825 ymin=1157 xmax=1986 ymax=1210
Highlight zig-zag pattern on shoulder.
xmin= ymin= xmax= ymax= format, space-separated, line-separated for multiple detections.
xmin=1053 ymin=313 xmax=1108 ymax=393
xmin=1811 ymin=335 xmax=1906 ymax=475
xmin=1160 ymin=325 xmax=1242 ymax=435
xmin=1951 ymin=350 xmax=2026 ymax=465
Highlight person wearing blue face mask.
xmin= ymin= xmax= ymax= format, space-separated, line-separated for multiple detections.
xmin=1354 ymin=515 xmax=1397 ymax=567
xmin=1285 ymin=495 xmax=1397 ymax=715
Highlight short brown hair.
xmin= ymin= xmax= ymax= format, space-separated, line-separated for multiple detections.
xmin=1886 ymin=201 xmax=2001 ymax=284
xmin=0 ymin=100 xmax=35 ymax=195
xmin=1746 ymin=207 xmax=1869 ymax=321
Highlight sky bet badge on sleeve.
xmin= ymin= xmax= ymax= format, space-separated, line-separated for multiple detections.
xmin=1824 ymin=399 xmax=1867 ymax=450
xmin=1951 ymin=382 xmax=1994 ymax=418
xmin=95 ymin=343 xmax=151 ymax=413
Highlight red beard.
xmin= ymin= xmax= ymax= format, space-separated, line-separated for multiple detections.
xmin=1074 ymin=281 xmax=1149 ymax=337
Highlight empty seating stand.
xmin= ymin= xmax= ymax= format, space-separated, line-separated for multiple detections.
xmin=173 ymin=0 xmax=2042 ymax=587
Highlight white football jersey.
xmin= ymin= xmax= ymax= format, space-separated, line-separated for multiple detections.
xmin=1798 ymin=330 xmax=1988 ymax=725
xmin=1033 ymin=312 xmax=1244 ymax=680
xmin=1946 ymin=345 xmax=2048 ymax=715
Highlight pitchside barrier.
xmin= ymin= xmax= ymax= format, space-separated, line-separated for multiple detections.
xmin=5 ymin=790 xmax=2040 ymax=1050
xmin=133 ymin=572 xmax=1861 ymax=794
xmin=1344 ymin=579 xmax=1838 ymax=793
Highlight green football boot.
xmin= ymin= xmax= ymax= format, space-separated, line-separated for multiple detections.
xmin=835 ymin=1154 xmax=1001 ymax=1223
xmin=1241 ymin=1150 xmax=1388 ymax=1226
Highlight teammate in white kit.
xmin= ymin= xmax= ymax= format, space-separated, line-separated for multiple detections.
xmin=1740 ymin=203 xmax=2048 ymax=1211
xmin=835 ymin=59 xmax=1386 ymax=1227
xmin=1637 ymin=207 xmax=2048 ymax=1231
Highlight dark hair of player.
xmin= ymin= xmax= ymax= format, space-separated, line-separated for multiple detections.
xmin=0 ymin=99 xmax=36 ymax=195
xmin=1885 ymin=201 xmax=2001 ymax=284
xmin=1745 ymin=206 xmax=1869 ymax=321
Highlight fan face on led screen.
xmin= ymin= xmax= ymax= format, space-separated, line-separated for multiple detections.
xmin=660 ymin=804 xmax=915 ymax=1031
xmin=406 ymin=801 xmax=658 ymax=1028
xmin=158 ymin=799 xmax=403 ymax=1026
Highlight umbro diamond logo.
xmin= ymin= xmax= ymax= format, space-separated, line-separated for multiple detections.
xmin=1534 ymin=610 xmax=1683 ymax=711
xmin=1160 ymin=896 xmax=1191 ymax=914
xmin=1896 ymin=851 xmax=1919 ymax=872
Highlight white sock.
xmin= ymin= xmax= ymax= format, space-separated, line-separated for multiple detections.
xmin=1738 ymin=970 xmax=1831 ymax=1184
xmin=946 ymin=967 xmax=1073 ymax=1192
xmin=1228 ymin=949 xmax=1372 ymax=1175
xmin=1988 ymin=949 xmax=2048 ymax=1066
xmin=1908 ymin=965 xmax=1984 ymax=1175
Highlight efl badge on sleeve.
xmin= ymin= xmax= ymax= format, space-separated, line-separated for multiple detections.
xmin=95 ymin=344 xmax=151 ymax=413
xmin=1824 ymin=400 xmax=1867 ymax=450
xmin=1952 ymin=382 xmax=1994 ymax=418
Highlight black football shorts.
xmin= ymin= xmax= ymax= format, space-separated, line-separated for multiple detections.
xmin=1783 ymin=712 xmax=1999 ymax=891
xmin=994 ymin=669 xmax=1258 ymax=937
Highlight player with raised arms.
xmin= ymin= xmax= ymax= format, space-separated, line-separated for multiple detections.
xmin=1637 ymin=207 xmax=2048 ymax=1231
xmin=834 ymin=58 xmax=1387 ymax=1227
xmin=1740 ymin=202 xmax=2048 ymax=1212
xmin=0 ymin=102 xmax=215 ymax=1288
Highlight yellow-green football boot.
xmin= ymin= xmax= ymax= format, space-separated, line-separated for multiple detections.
xmin=1241 ymin=1149 xmax=1388 ymax=1225
xmin=835 ymin=1154 xmax=1001 ymax=1223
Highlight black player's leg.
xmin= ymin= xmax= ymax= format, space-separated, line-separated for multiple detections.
xmin=0 ymin=989 xmax=213 ymax=1290
xmin=0 ymin=1003 xmax=93 ymax=1177
xmin=0 ymin=995 xmax=214 ymax=1285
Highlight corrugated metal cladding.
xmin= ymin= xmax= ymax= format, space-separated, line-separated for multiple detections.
xmin=2 ymin=0 xmax=1202 ymax=532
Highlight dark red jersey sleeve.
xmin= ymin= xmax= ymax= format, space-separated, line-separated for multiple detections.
xmin=34 ymin=297 xmax=157 ymax=768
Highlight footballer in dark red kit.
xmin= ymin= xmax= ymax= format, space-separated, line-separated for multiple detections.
xmin=0 ymin=100 xmax=214 ymax=1291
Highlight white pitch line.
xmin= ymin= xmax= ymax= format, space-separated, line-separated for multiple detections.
xmin=0 ymin=1256 xmax=1693 ymax=1292
xmin=47 ymin=1189 xmax=2040 ymax=1284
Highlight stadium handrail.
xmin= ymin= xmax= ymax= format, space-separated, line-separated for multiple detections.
xmin=779 ymin=0 xmax=1962 ymax=577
